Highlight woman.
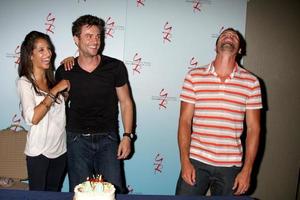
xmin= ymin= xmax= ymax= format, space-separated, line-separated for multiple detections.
xmin=17 ymin=31 xmax=70 ymax=191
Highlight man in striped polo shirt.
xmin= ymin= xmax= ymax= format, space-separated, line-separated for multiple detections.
xmin=176 ymin=28 xmax=262 ymax=196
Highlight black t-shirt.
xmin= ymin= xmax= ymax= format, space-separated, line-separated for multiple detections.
xmin=55 ymin=55 xmax=128 ymax=133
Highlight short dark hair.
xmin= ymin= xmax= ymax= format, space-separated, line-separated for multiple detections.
xmin=72 ymin=15 xmax=106 ymax=54
xmin=18 ymin=31 xmax=56 ymax=94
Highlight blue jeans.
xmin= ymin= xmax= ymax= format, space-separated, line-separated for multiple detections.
xmin=67 ymin=131 xmax=125 ymax=193
xmin=176 ymin=159 xmax=241 ymax=196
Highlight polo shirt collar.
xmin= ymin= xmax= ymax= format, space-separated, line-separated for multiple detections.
xmin=207 ymin=61 xmax=241 ymax=79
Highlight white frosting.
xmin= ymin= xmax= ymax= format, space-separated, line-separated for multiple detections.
xmin=74 ymin=181 xmax=116 ymax=200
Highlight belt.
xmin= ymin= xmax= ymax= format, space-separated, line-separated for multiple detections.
xmin=79 ymin=132 xmax=108 ymax=137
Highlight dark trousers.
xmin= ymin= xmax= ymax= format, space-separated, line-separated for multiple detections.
xmin=26 ymin=153 xmax=67 ymax=191
xmin=176 ymin=159 xmax=241 ymax=196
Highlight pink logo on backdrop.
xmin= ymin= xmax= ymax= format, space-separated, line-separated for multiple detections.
xmin=132 ymin=53 xmax=142 ymax=74
xmin=125 ymin=54 xmax=151 ymax=75
xmin=189 ymin=57 xmax=198 ymax=69
xmin=106 ymin=17 xmax=115 ymax=38
xmin=14 ymin=45 xmax=20 ymax=65
xmin=193 ymin=0 xmax=201 ymax=12
xmin=10 ymin=114 xmax=22 ymax=131
xmin=151 ymin=89 xmax=177 ymax=109
xmin=187 ymin=0 xmax=212 ymax=12
xmin=159 ymin=89 xmax=168 ymax=109
xmin=162 ymin=22 xmax=172 ymax=43
xmin=154 ymin=153 xmax=164 ymax=174
xmin=211 ymin=26 xmax=225 ymax=38
xmin=136 ymin=0 xmax=145 ymax=7
xmin=5 ymin=45 xmax=21 ymax=67
xmin=219 ymin=26 xmax=225 ymax=34
xmin=45 ymin=13 xmax=56 ymax=34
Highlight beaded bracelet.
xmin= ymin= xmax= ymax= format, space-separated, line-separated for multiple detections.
xmin=47 ymin=92 xmax=56 ymax=101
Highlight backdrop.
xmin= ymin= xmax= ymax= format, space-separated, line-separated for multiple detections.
xmin=0 ymin=0 xmax=247 ymax=195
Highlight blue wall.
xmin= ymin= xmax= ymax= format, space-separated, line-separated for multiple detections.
xmin=0 ymin=0 xmax=247 ymax=194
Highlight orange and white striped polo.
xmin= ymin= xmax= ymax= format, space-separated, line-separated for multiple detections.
xmin=180 ymin=63 xmax=262 ymax=167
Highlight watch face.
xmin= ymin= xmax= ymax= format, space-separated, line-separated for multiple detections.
xmin=124 ymin=133 xmax=133 ymax=139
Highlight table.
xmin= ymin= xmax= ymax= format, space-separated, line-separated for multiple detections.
xmin=0 ymin=189 xmax=253 ymax=200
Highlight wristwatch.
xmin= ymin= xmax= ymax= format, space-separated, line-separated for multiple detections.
xmin=123 ymin=132 xmax=134 ymax=140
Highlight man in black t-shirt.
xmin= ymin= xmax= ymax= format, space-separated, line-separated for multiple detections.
xmin=55 ymin=15 xmax=134 ymax=193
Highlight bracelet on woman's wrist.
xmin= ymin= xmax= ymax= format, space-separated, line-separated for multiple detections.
xmin=47 ymin=92 xmax=56 ymax=101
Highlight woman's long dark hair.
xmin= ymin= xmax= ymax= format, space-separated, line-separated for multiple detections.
xmin=18 ymin=31 xmax=56 ymax=95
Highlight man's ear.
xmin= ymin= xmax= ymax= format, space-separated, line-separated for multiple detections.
xmin=73 ymin=36 xmax=79 ymax=47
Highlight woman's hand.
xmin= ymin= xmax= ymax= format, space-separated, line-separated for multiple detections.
xmin=60 ymin=56 xmax=75 ymax=71
xmin=51 ymin=79 xmax=70 ymax=96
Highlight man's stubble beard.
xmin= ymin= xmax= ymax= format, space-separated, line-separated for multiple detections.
xmin=220 ymin=43 xmax=235 ymax=52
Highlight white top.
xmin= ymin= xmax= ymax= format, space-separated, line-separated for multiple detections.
xmin=17 ymin=76 xmax=66 ymax=158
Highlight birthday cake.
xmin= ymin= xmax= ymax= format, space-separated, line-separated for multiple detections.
xmin=73 ymin=176 xmax=116 ymax=200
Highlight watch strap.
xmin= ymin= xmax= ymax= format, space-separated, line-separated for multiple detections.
xmin=123 ymin=132 xmax=133 ymax=140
